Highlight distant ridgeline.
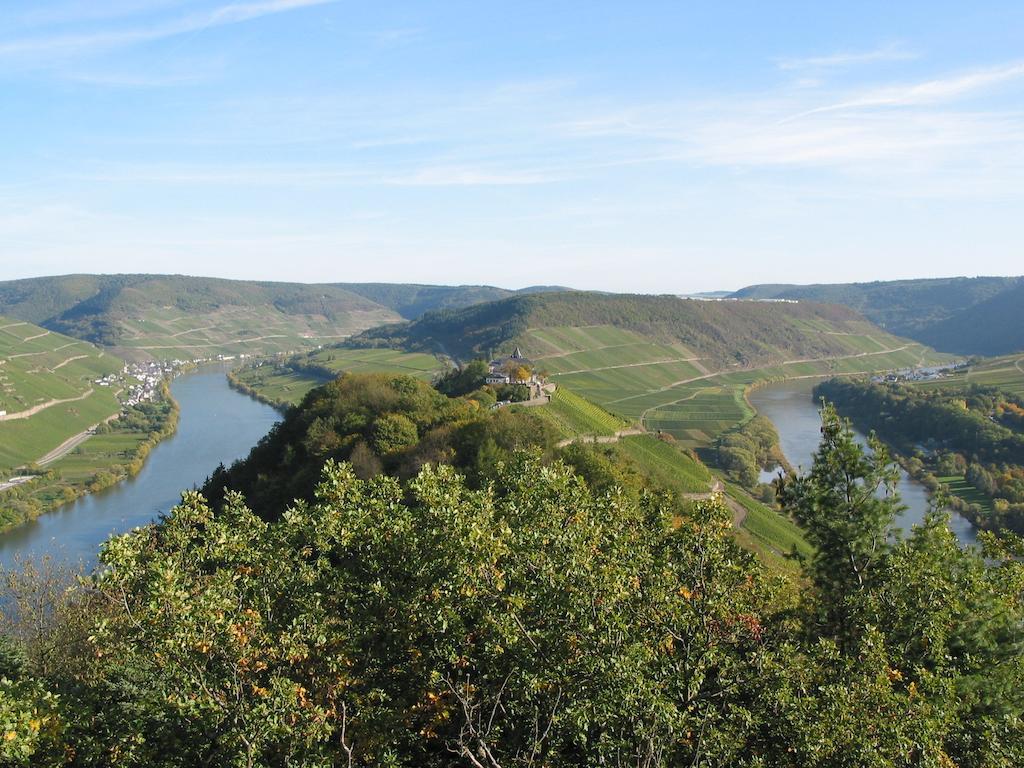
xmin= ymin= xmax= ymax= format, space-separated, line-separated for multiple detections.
xmin=731 ymin=276 xmax=1024 ymax=356
xmin=0 ymin=275 xmax=570 ymax=362
xmin=349 ymin=290 xmax=917 ymax=368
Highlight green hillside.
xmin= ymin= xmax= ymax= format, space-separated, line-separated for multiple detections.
xmin=351 ymin=291 xmax=910 ymax=366
xmin=0 ymin=316 xmax=122 ymax=470
xmin=229 ymin=347 xmax=446 ymax=409
xmin=913 ymin=353 xmax=1024 ymax=397
xmin=349 ymin=291 xmax=948 ymax=447
xmin=0 ymin=274 xmax=402 ymax=362
xmin=731 ymin=276 xmax=1023 ymax=355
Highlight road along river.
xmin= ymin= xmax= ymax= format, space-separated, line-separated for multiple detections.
xmin=0 ymin=366 xmax=280 ymax=571
xmin=748 ymin=378 xmax=977 ymax=546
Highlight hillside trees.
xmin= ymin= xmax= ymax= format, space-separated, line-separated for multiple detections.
xmin=47 ymin=456 xmax=773 ymax=766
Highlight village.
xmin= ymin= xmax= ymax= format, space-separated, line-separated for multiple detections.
xmin=95 ymin=360 xmax=188 ymax=408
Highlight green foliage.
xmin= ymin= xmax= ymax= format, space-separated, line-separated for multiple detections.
xmin=434 ymin=360 xmax=489 ymax=397
xmin=204 ymin=373 xmax=559 ymax=517
xmin=776 ymin=404 xmax=903 ymax=643
xmin=819 ymin=377 xmax=1024 ymax=532
xmin=61 ymin=457 xmax=769 ymax=766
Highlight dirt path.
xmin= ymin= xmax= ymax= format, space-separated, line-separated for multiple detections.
xmin=0 ymin=476 xmax=34 ymax=493
xmin=555 ymin=427 xmax=645 ymax=448
xmin=22 ymin=330 xmax=50 ymax=342
xmin=50 ymin=354 xmax=89 ymax=371
xmin=0 ymin=388 xmax=94 ymax=421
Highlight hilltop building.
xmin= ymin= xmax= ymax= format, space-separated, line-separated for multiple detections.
xmin=486 ymin=346 xmax=535 ymax=385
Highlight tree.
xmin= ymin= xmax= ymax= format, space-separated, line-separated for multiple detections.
xmin=775 ymin=403 xmax=903 ymax=646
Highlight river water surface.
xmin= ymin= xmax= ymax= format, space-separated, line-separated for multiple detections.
xmin=749 ymin=379 xmax=977 ymax=546
xmin=0 ymin=367 xmax=279 ymax=571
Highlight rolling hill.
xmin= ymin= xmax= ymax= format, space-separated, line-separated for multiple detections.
xmin=348 ymin=291 xmax=949 ymax=447
xmin=0 ymin=275 xmax=401 ymax=362
xmin=730 ymin=276 xmax=1024 ymax=355
xmin=916 ymin=282 xmax=1024 ymax=356
xmin=0 ymin=316 xmax=123 ymax=470
xmin=0 ymin=275 xmax=572 ymax=362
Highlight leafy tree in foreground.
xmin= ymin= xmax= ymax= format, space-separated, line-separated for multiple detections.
xmin=72 ymin=455 xmax=772 ymax=766
xmin=766 ymin=404 xmax=1024 ymax=766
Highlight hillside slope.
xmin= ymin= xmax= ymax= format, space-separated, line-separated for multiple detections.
xmin=730 ymin=276 xmax=1023 ymax=354
xmin=0 ymin=315 xmax=123 ymax=470
xmin=916 ymin=283 xmax=1024 ymax=356
xmin=349 ymin=291 xmax=947 ymax=447
xmin=337 ymin=283 xmax=569 ymax=320
xmin=0 ymin=275 xmax=401 ymax=361
xmin=352 ymin=291 xmax=908 ymax=367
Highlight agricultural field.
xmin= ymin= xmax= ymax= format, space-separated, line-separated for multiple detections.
xmin=913 ymin=353 xmax=1024 ymax=397
xmin=615 ymin=434 xmax=712 ymax=494
xmin=110 ymin=304 xmax=397 ymax=363
xmin=522 ymin=388 xmax=630 ymax=438
xmin=231 ymin=347 xmax=446 ymax=408
xmin=521 ymin=324 xmax=948 ymax=448
xmin=0 ymin=316 xmax=123 ymax=471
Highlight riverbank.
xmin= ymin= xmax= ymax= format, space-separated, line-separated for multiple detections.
xmin=749 ymin=379 xmax=977 ymax=545
xmin=0 ymin=382 xmax=180 ymax=532
xmin=226 ymin=365 xmax=292 ymax=412
xmin=0 ymin=368 xmax=281 ymax=570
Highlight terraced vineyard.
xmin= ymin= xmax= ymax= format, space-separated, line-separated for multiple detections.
xmin=0 ymin=317 xmax=122 ymax=469
xmin=524 ymin=388 xmax=630 ymax=438
xmin=522 ymin=324 xmax=948 ymax=448
xmin=110 ymin=304 xmax=398 ymax=363
xmin=230 ymin=347 xmax=445 ymax=408
xmin=615 ymin=434 xmax=712 ymax=494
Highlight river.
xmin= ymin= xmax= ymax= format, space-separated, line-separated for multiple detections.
xmin=749 ymin=379 xmax=977 ymax=546
xmin=0 ymin=366 xmax=280 ymax=571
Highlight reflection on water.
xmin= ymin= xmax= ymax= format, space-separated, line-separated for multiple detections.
xmin=0 ymin=367 xmax=280 ymax=571
xmin=749 ymin=379 xmax=977 ymax=546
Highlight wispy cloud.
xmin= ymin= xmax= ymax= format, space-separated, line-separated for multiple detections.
xmin=0 ymin=0 xmax=337 ymax=59
xmin=788 ymin=61 xmax=1024 ymax=119
xmin=776 ymin=44 xmax=918 ymax=71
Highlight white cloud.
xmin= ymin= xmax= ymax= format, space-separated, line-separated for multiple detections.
xmin=789 ymin=61 xmax=1024 ymax=119
xmin=0 ymin=0 xmax=337 ymax=60
xmin=776 ymin=44 xmax=918 ymax=71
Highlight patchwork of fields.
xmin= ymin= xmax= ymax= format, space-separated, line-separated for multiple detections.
xmin=231 ymin=347 xmax=445 ymax=408
xmin=522 ymin=324 xmax=947 ymax=448
xmin=0 ymin=318 xmax=122 ymax=470
xmin=110 ymin=304 xmax=398 ymax=362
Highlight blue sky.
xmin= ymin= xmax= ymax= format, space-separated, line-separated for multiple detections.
xmin=2 ymin=1 xmax=1023 ymax=292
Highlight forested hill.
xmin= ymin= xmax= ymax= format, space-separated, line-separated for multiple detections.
xmin=337 ymin=282 xmax=569 ymax=320
xmin=730 ymin=276 xmax=1023 ymax=354
xmin=348 ymin=290 xmax=916 ymax=368
xmin=916 ymin=282 xmax=1024 ymax=356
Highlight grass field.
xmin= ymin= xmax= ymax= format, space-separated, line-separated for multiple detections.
xmin=109 ymin=304 xmax=398 ymax=363
xmin=521 ymin=324 xmax=949 ymax=448
xmin=232 ymin=347 xmax=445 ymax=408
xmin=0 ymin=316 xmax=123 ymax=471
